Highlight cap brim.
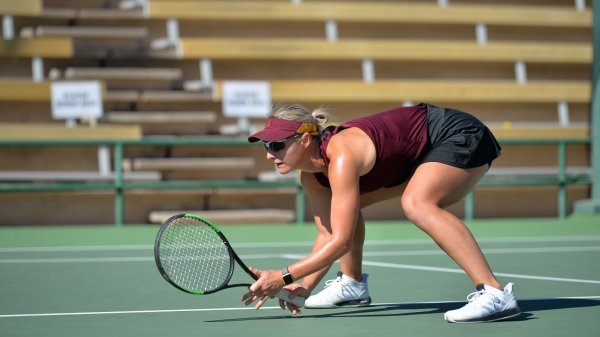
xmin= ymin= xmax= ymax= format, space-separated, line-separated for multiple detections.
xmin=247 ymin=129 xmax=296 ymax=143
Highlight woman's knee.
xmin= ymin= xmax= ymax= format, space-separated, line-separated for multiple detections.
xmin=401 ymin=193 xmax=436 ymax=226
xmin=401 ymin=193 xmax=420 ymax=222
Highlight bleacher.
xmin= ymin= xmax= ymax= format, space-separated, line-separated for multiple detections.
xmin=0 ymin=0 xmax=593 ymax=225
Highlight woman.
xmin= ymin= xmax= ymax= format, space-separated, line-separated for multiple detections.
xmin=241 ymin=102 xmax=520 ymax=323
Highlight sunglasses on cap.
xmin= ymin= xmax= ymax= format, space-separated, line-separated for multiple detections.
xmin=263 ymin=134 xmax=302 ymax=153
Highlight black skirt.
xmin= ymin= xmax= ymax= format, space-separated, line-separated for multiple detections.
xmin=420 ymin=103 xmax=502 ymax=169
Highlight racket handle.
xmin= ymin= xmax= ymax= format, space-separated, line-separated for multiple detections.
xmin=275 ymin=289 xmax=305 ymax=308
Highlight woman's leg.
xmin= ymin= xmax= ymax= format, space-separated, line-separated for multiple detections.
xmin=401 ymin=162 xmax=502 ymax=290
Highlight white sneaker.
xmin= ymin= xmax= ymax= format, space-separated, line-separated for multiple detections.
xmin=444 ymin=283 xmax=521 ymax=323
xmin=304 ymin=272 xmax=372 ymax=309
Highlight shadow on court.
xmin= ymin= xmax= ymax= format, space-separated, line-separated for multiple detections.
xmin=205 ymin=298 xmax=600 ymax=323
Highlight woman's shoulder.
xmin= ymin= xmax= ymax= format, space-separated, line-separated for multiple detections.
xmin=327 ymin=127 xmax=373 ymax=155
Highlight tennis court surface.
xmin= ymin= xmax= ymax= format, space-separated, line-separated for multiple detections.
xmin=1 ymin=216 xmax=599 ymax=337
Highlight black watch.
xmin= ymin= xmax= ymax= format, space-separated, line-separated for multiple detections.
xmin=281 ymin=267 xmax=294 ymax=285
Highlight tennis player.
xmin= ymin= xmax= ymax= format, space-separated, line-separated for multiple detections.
xmin=241 ymin=102 xmax=520 ymax=323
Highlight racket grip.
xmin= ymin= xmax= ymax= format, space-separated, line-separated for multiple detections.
xmin=275 ymin=289 xmax=305 ymax=308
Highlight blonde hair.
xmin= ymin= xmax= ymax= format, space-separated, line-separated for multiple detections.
xmin=268 ymin=102 xmax=334 ymax=137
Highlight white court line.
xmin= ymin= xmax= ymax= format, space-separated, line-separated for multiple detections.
xmin=362 ymin=246 xmax=600 ymax=257
xmin=1 ymin=296 xmax=599 ymax=319
xmin=2 ymin=235 xmax=600 ymax=253
xmin=1 ymin=247 xmax=600 ymax=264
xmin=360 ymin=261 xmax=600 ymax=285
xmin=280 ymin=254 xmax=600 ymax=285
xmin=0 ymin=254 xmax=284 ymax=264
xmin=0 ymin=245 xmax=154 ymax=253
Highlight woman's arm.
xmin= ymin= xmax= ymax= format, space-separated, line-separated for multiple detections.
xmin=243 ymin=129 xmax=374 ymax=311
xmin=285 ymin=137 xmax=362 ymax=280
xmin=292 ymin=171 xmax=335 ymax=292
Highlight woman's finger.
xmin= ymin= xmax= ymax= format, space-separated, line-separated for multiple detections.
xmin=286 ymin=301 xmax=301 ymax=315
xmin=254 ymin=295 xmax=270 ymax=310
xmin=278 ymin=298 xmax=286 ymax=310
xmin=247 ymin=267 xmax=262 ymax=278
xmin=248 ymin=279 xmax=263 ymax=293
xmin=240 ymin=291 xmax=253 ymax=301
xmin=244 ymin=293 xmax=265 ymax=306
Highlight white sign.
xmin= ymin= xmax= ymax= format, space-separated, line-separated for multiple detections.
xmin=221 ymin=81 xmax=271 ymax=118
xmin=51 ymin=81 xmax=103 ymax=120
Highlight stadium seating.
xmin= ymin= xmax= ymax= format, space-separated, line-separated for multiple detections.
xmin=0 ymin=0 xmax=593 ymax=224
xmin=149 ymin=209 xmax=296 ymax=225
xmin=51 ymin=67 xmax=183 ymax=81
xmin=122 ymin=157 xmax=255 ymax=171
xmin=0 ymin=0 xmax=41 ymax=17
xmin=145 ymin=1 xmax=590 ymax=28
xmin=0 ymin=80 xmax=213 ymax=103
xmin=105 ymin=111 xmax=216 ymax=124
xmin=20 ymin=26 xmax=148 ymax=39
xmin=260 ymin=80 xmax=590 ymax=103
xmin=179 ymin=38 xmax=591 ymax=64
xmin=0 ymin=171 xmax=160 ymax=182
xmin=0 ymin=124 xmax=141 ymax=140
xmin=0 ymin=38 xmax=72 ymax=58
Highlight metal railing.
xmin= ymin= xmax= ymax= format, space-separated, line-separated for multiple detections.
xmin=465 ymin=138 xmax=592 ymax=221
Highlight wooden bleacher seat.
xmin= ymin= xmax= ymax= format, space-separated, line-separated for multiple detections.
xmin=213 ymin=187 xmax=297 ymax=196
xmin=0 ymin=171 xmax=160 ymax=182
xmin=4 ymin=1 xmax=590 ymax=28
xmin=149 ymin=209 xmax=296 ymax=224
xmin=258 ymin=170 xmax=298 ymax=183
xmin=104 ymin=90 xmax=214 ymax=102
xmin=0 ymin=124 xmax=142 ymax=141
xmin=50 ymin=67 xmax=183 ymax=81
xmin=0 ymin=80 xmax=105 ymax=101
xmin=1 ymin=2 xmax=141 ymax=18
xmin=486 ymin=122 xmax=589 ymax=139
xmin=485 ymin=167 xmax=592 ymax=179
xmin=20 ymin=26 xmax=148 ymax=39
xmin=145 ymin=1 xmax=591 ymax=28
xmin=105 ymin=111 xmax=216 ymax=124
xmin=212 ymin=80 xmax=590 ymax=104
xmin=479 ymin=166 xmax=592 ymax=189
xmin=41 ymin=7 xmax=143 ymax=19
xmin=179 ymin=38 xmax=591 ymax=64
xmin=3 ymin=84 xmax=216 ymax=103
xmin=0 ymin=0 xmax=41 ymax=16
xmin=0 ymin=38 xmax=72 ymax=58
xmin=122 ymin=157 xmax=255 ymax=171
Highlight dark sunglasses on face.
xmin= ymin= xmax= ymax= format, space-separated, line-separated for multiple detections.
xmin=263 ymin=134 xmax=302 ymax=153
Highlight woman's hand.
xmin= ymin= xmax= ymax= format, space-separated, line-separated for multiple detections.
xmin=278 ymin=283 xmax=311 ymax=315
xmin=240 ymin=267 xmax=310 ymax=315
xmin=241 ymin=267 xmax=285 ymax=310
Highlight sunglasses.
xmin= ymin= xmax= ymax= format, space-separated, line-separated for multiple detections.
xmin=263 ymin=134 xmax=302 ymax=153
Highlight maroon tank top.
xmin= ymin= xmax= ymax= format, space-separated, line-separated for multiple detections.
xmin=314 ymin=105 xmax=430 ymax=194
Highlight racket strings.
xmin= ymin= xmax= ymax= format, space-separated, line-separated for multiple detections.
xmin=158 ymin=217 xmax=232 ymax=293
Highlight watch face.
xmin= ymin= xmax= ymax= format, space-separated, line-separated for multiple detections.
xmin=283 ymin=273 xmax=294 ymax=285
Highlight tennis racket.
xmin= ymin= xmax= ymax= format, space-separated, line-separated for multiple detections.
xmin=154 ymin=213 xmax=305 ymax=308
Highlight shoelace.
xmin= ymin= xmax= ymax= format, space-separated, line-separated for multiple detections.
xmin=323 ymin=277 xmax=359 ymax=298
xmin=466 ymin=289 xmax=501 ymax=307
xmin=324 ymin=276 xmax=342 ymax=289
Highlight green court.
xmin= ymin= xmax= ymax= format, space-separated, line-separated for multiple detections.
xmin=1 ymin=216 xmax=599 ymax=337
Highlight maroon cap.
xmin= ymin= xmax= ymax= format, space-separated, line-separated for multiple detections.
xmin=248 ymin=118 xmax=317 ymax=143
